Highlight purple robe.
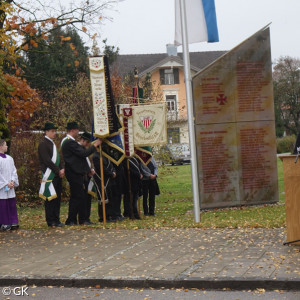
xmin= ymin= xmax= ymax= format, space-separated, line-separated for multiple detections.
xmin=0 ymin=153 xmax=19 ymax=225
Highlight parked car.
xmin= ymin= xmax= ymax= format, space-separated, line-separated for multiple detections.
xmin=159 ymin=143 xmax=191 ymax=165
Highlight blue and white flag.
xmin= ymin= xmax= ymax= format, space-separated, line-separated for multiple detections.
xmin=175 ymin=0 xmax=219 ymax=45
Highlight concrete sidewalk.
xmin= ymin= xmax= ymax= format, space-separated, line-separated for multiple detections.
xmin=0 ymin=227 xmax=299 ymax=290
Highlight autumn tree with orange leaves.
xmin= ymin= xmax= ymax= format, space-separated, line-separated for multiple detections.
xmin=0 ymin=0 xmax=119 ymax=139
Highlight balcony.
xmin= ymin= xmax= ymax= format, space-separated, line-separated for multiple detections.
xmin=167 ymin=110 xmax=179 ymax=121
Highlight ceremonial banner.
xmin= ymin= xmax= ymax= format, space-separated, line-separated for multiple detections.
xmin=89 ymin=56 xmax=122 ymax=138
xmin=134 ymin=146 xmax=152 ymax=165
xmin=101 ymin=134 xmax=125 ymax=166
xmin=132 ymin=103 xmax=167 ymax=147
xmin=193 ymin=26 xmax=278 ymax=209
xmin=118 ymin=104 xmax=134 ymax=157
xmin=132 ymin=87 xmax=144 ymax=103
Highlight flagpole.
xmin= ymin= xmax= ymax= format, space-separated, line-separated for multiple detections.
xmin=127 ymin=159 xmax=134 ymax=219
xmin=179 ymin=0 xmax=200 ymax=222
xmin=99 ymin=145 xmax=107 ymax=227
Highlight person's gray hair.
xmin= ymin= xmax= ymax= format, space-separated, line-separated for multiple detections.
xmin=0 ymin=139 xmax=6 ymax=146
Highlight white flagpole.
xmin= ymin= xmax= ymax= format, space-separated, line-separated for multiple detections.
xmin=179 ymin=0 xmax=200 ymax=222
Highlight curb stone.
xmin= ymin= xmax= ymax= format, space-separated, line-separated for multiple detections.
xmin=0 ymin=277 xmax=300 ymax=291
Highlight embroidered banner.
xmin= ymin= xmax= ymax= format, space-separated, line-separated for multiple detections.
xmin=89 ymin=56 xmax=122 ymax=138
xmin=134 ymin=146 xmax=152 ymax=165
xmin=101 ymin=134 xmax=125 ymax=166
xmin=118 ymin=104 xmax=134 ymax=157
xmin=132 ymin=103 xmax=167 ymax=146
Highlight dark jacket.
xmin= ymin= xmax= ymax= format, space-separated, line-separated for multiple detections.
xmin=62 ymin=138 xmax=97 ymax=175
xmin=293 ymin=133 xmax=300 ymax=154
xmin=92 ymin=152 xmax=116 ymax=200
xmin=38 ymin=137 xmax=63 ymax=175
xmin=92 ymin=152 xmax=116 ymax=183
xmin=114 ymin=161 xmax=127 ymax=194
xmin=128 ymin=157 xmax=142 ymax=193
xmin=140 ymin=158 xmax=160 ymax=196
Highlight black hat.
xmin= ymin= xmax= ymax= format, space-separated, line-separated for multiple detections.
xmin=43 ymin=122 xmax=57 ymax=131
xmin=80 ymin=132 xmax=92 ymax=141
xmin=66 ymin=122 xmax=79 ymax=130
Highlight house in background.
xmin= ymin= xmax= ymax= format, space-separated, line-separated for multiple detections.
xmin=112 ymin=45 xmax=226 ymax=144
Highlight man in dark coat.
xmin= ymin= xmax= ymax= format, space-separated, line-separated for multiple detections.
xmin=293 ymin=133 xmax=300 ymax=154
xmin=126 ymin=156 xmax=143 ymax=219
xmin=38 ymin=122 xmax=65 ymax=227
xmin=61 ymin=122 xmax=101 ymax=225
xmin=140 ymin=157 xmax=160 ymax=216
xmin=112 ymin=160 xmax=127 ymax=221
xmin=78 ymin=132 xmax=95 ymax=225
xmin=92 ymin=151 xmax=117 ymax=222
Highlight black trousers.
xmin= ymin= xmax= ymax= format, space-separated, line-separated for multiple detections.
xmin=113 ymin=191 xmax=122 ymax=217
xmin=45 ymin=176 xmax=62 ymax=225
xmin=123 ymin=192 xmax=130 ymax=217
xmin=142 ymin=180 xmax=156 ymax=215
xmin=84 ymin=178 xmax=92 ymax=222
xmin=123 ymin=191 xmax=139 ymax=218
xmin=65 ymin=170 xmax=86 ymax=224
xmin=97 ymin=183 xmax=117 ymax=220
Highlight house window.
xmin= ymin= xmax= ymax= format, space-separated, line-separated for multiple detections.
xmin=167 ymin=128 xmax=180 ymax=143
xmin=166 ymin=95 xmax=177 ymax=112
xmin=160 ymin=68 xmax=179 ymax=85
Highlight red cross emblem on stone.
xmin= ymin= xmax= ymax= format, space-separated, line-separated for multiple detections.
xmin=216 ymin=94 xmax=227 ymax=105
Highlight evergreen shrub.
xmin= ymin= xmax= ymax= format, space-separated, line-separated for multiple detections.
xmin=276 ymin=135 xmax=296 ymax=154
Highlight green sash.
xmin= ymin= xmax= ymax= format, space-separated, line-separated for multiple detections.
xmin=39 ymin=141 xmax=60 ymax=201
xmin=60 ymin=135 xmax=70 ymax=148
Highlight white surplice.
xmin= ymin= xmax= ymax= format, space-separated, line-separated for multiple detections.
xmin=0 ymin=154 xmax=19 ymax=199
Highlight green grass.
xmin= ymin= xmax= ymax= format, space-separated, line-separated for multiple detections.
xmin=17 ymin=158 xmax=286 ymax=229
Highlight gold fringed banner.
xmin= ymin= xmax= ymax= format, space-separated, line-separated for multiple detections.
xmin=132 ymin=103 xmax=167 ymax=147
xmin=118 ymin=104 xmax=134 ymax=157
xmin=89 ymin=56 xmax=122 ymax=138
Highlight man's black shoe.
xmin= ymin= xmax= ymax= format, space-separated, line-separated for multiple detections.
xmin=55 ymin=222 xmax=65 ymax=227
xmin=85 ymin=220 xmax=95 ymax=225
xmin=144 ymin=213 xmax=150 ymax=216
xmin=80 ymin=221 xmax=94 ymax=225
xmin=149 ymin=213 xmax=156 ymax=216
xmin=65 ymin=222 xmax=77 ymax=226
xmin=107 ymin=217 xmax=117 ymax=223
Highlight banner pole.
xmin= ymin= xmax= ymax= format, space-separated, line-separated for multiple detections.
xmin=179 ymin=0 xmax=201 ymax=222
xmin=99 ymin=145 xmax=107 ymax=227
xmin=127 ymin=159 xmax=134 ymax=219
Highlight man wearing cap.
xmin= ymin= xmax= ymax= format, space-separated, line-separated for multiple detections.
xmin=38 ymin=122 xmax=65 ymax=227
xmin=61 ymin=122 xmax=101 ymax=225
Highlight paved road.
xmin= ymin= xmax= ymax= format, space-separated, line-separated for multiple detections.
xmin=0 ymin=228 xmax=299 ymax=290
xmin=1 ymin=287 xmax=300 ymax=300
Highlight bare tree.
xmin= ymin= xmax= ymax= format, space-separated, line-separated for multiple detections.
xmin=273 ymin=56 xmax=300 ymax=136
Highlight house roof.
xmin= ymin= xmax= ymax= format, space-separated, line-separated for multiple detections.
xmin=111 ymin=51 xmax=227 ymax=78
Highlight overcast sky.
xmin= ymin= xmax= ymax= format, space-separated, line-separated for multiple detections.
xmin=94 ymin=0 xmax=300 ymax=62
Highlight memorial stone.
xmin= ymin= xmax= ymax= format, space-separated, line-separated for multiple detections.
xmin=192 ymin=26 xmax=278 ymax=208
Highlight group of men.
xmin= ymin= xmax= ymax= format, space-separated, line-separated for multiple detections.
xmin=38 ymin=121 xmax=159 ymax=227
